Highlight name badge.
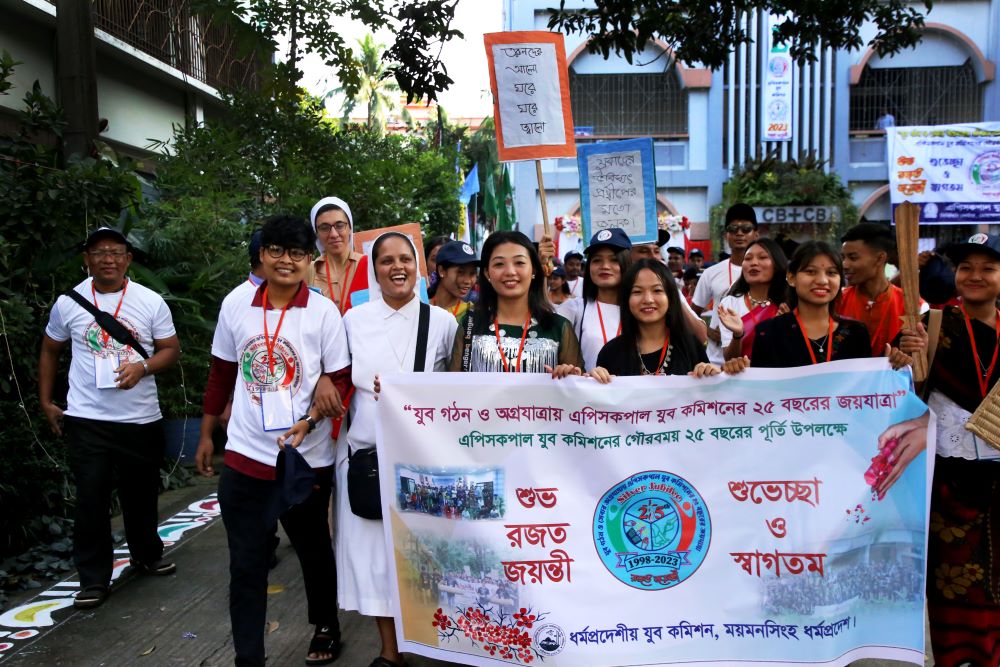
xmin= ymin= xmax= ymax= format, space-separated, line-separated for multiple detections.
xmin=260 ymin=387 xmax=294 ymax=432
xmin=95 ymin=354 xmax=123 ymax=389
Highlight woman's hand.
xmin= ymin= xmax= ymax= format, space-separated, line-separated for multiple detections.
xmin=588 ymin=367 xmax=614 ymax=384
xmin=722 ymin=356 xmax=751 ymax=374
xmin=776 ymin=303 xmax=790 ymax=315
xmin=689 ymin=362 xmax=721 ymax=378
xmin=885 ymin=344 xmax=914 ymax=371
xmin=278 ymin=420 xmax=310 ymax=449
xmin=716 ymin=305 xmax=744 ymax=336
xmin=898 ymin=322 xmax=928 ymax=355
xmin=545 ymin=364 xmax=582 ymax=379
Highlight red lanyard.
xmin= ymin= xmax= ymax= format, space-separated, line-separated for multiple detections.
xmin=262 ymin=285 xmax=290 ymax=376
xmin=961 ymin=304 xmax=1000 ymax=398
xmin=793 ymin=308 xmax=834 ymax=365
xmin=324 ymin=257 xmax=352 ymax=315
xmin=652 ymin=332 xmax=671 ymax=375
xmin=495 ymin=315 xmax=531 ymax=373
xmin=91 ymin=279 xmax=128 ymax=346
xmin=595 ymin=301 xmax=621 ymax=344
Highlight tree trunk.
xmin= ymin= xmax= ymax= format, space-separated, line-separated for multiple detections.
xmin=56 ymin=0 xmax=98 ymax=161
xmin=288 ymin=2 xmax=298 ymax=67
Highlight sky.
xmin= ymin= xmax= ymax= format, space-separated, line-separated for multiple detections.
xmin=294 ymin=0 xmax=504 ymax=120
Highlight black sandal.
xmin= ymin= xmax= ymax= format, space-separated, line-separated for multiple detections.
xmin=73 ymin=585 xmax=110 ymax=609
xmin=368 ymin=657 xmax=406 ymax=667
xmin=305 ymin=625 xmax=341 ymax=666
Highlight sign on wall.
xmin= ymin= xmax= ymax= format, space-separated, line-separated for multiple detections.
xmin=762 ymin=15 xmax=794 ymax=142
xmin=577 ymin=138 xmax=658 ymax=245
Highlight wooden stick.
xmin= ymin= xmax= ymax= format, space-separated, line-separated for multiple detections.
xmin=535 ymin=160 xmax=551 ymax=239
xmin=894 ymin=201 xmax=928 ymax=381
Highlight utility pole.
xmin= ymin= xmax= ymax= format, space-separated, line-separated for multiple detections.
xmin=56 ymin=0 xmax=98 ymax=160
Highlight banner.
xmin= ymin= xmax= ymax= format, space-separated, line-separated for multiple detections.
xmin=762 ymin=15 xmax=794 ymax=142
xmin=485 ymin=31 xmax=576 ymax=162
xmin=577 ymin=138 xmax=658 ymax=245
xmin=888 ymin=122 xmax=1000 ymax=223
xmin=375 ymin=359 xmax=932 ymax=667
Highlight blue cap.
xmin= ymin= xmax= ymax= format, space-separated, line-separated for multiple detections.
xmin=944 ymin=233 xmax=1000 ymax=264
xmin=271 ymin=446 xmax=316 ymax=520
xmin=434 ymin=240 xmax=479 ymax=267
xmin=551 ymin=265 xmax=567 ymax=277
xmin=586 ymin=228 xmax=632 ymax=253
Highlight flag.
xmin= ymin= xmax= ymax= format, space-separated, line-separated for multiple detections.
xmin=459 ymin=164 xmax=480 ymax=205
xmin=483 ymin=161 xmax=498 ymax=224
xmin=497 ymin=165 xmax=516 ymax=231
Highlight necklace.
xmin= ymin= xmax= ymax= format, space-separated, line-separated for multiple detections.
xmin=809 ymin=334 xmax=830 ymax=355
xmin=745 ymin=294 xmax=771 ymax=309
xmin=637 ymin=333 xmax=672 ymax=375
xmin=793 ymin=308 xmax=835 ymax=365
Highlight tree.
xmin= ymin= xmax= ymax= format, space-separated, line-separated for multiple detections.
xmin=547 ymin=0 xmax=932 ymax=70
xmin=328 ymin=35 xmax=400 ymax=132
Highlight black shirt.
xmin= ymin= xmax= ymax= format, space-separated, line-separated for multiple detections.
xmin=752 ymin=312 xmax=871 ymax=368
xmin=596 ymin=332 xmax=708 ymax=376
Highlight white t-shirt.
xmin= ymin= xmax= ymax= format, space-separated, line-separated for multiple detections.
xmin=691 ymin=259 xmax=742 ymax=364
xmin=45 ymin=278 xmax=176 ymax=424
xmin=343 ymin=298 xmax=457 ymax=450
xmin=556 ymin=298 xmax=620 ymax=371
xmin=211 ymin=283 xmax=350 ymax=469
xmin=565 ymin=277 xmax=583 ymax=299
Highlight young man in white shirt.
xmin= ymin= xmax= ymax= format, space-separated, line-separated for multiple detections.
xmin=196 ymin=214 xmax=351 ymax=667
xmin=691 ymin=204 xmax=760 ymax=363
xmin=38 ymin=227 xmax=182 ymax=609
xmin=563 ymin=251 xmax=584 ymax=298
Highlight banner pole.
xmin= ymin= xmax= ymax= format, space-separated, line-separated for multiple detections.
xmin=535 ymin=159 xmax=551 ymax=239
xmin=894 ymin=200 xmax=927 ymax=381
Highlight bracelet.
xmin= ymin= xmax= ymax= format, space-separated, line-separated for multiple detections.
xmin=298 ymin=414 xmax=317 ymax=433
xmin=141 ymin=360 xmax=150 ymax=375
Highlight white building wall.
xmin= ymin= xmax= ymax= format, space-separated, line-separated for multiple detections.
xmin=96 ymin=57 xmax=187 ymax=150
xmin=0 ymin=19 xmax=56 ymax=111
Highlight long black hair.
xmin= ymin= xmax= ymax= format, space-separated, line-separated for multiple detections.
xmin=582 ymin=246 xmax=630 ymax=303
xmin=475 ymin=231 xmax=555 ymax=328
xmin=785 ymin=240 xmax=845 ymax=315
xmin=726 ymin=238 xmax=789 ymax=305
xmin=618 ymin=259 xmax=702 ymax=364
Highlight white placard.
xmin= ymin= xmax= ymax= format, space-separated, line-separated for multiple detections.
xmin=493 ymin=43 xmax=567 ymax=148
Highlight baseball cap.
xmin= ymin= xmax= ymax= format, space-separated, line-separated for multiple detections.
xmin=434 ymin=240 xmax=479 ymax=267
xmin=666 ymin=246 xmax=686 ymax=256
xmin=689 ymin=248 xmax=704 ymax=258
xmin=586 ymin=228 xmax=632 ymax=253
xmin=683 ymin=267 xmax=703 ymax=281
xmin=943 ymin=233 xmax=1000 ymax=264
xmin=83 ymin=226 xmax=129 ymax=250
xmin=551 ymin=265 xmax=567 ymax=277
xmin=656 ymin=229 xmax=671 ymax=247
xmin=724 ymin=203 xmax=758 ymax=229
xmin=563 ymin=251 xmax=584 ymax=263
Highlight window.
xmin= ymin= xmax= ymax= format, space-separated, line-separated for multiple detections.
xmin=569 ymin=71 xmax=687 ymax=137
xmin=850 ymin=61 xmax=982 ymax=131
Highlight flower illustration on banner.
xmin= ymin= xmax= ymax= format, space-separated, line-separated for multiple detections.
xmin=433 ymin=604 xmax=547 ymax=664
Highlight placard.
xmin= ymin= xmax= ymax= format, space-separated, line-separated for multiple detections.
xmin=352 ymin=223 xmax=428 ymax=277
xmin=577 ymin=138 xmax=657 ymax=244
xmin=485 ymin=31 xmax=576 ymax=162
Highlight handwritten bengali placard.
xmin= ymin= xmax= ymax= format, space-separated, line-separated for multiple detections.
xmin=888 ymin=122 xmax=1000 ymax=223
xmin=375 ymin=359 xmax=933 ymax=667
xmin=577 ymin=138 xmax=657 ymax=244
xmin=484 ymin=31 xmax=576 ymax=162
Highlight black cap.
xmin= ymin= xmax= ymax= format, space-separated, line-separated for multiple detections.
xmin=683 ymin=267 xmax=703 ymax=281
xmin=689 ymin=248 xmax=704 ymax=257
xmin=943 ymin=233 xmax=1000 ymax=264
xmin=435 ymin=240 xmax=479 ymax=267
xmin=563 ymin=251 xmax=584 ymax=263
xmin=724 ymin=203 xmax=758 ymax=229
xmin=83 ymin=226 xmax=129 ymax=250
xmin=666 ymin=246 xmax=686 ymax=256
xmin=656 ymin=229 xmax=670 ymax=247
xmin=586 ymin=228 xmax=632 ymax=253
xmin=551 ymin=265 xmax=567 ymax=277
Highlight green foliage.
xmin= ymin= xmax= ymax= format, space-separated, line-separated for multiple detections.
xmin=548 ymin=0 xmax=930 ymax=70
xmin=325 ymin=34 xmax=400 ymax=131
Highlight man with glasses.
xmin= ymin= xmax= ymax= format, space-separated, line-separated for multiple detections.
xmin=691 ymin=204 xmax=759 ymax=363
xmin=38 ymin=227 xmax=182 ymax=609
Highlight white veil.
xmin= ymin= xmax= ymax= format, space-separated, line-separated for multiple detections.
xmin=309 ymin=196 xmax=353 ymax=253
xmin=365 ymin=231 xmax=423 ymax=305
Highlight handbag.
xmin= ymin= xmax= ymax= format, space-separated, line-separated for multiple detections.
xmin=348 ymin=301 xmax=430 ymax=520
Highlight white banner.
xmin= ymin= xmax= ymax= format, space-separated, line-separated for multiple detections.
xmin=376 ymin=360 xmax=932 ymax=667
xmin=762 ymin=15 xmax=794 ymax=142
xmin=887 ymin=122 xmax=1000 ymax=223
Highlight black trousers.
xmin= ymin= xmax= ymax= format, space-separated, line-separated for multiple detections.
xmin=64 ymin=416 xmax=165 ymax=589
xmin=218 ymin=465 xmax=339 ymax=667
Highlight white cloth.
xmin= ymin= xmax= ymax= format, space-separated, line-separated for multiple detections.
xmin=692 ymin=259 xmax=742 ymax=364
xmin=710 ymin=294 xmax=752 ymax=352
xmin=211 ymin=283 xmax=350 ymax=468
xmin=565 ymin=277 xmax=583 ymax=299
xmin=45 ymin=278 xmax=175 ymax=424
xmin=335 ymin=296 xmax=457 ymax=617
xmin=556 ymin=298 xmax=619 ymax=371
xmin=928 ymin=389 xmax=1000 ymax=461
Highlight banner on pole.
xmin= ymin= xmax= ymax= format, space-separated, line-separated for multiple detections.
xmin=762 ymin=15 xmax=794 ymax=142
xmin=484 ymin=31 xmax=576 ymax=162
xmin=888 ymin=122 xmax=1000 ymax=224
xmin=577 ymin=138 xmax=658 ymax=245
xmin=376 ymin=359 xmax=932 ymax=667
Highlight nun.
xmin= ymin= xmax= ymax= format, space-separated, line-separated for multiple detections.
xmin=309 ymin=196 xmax=368 ymax=315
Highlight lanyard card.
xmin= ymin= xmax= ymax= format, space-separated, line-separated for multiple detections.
xmin=260 ymin=387 xmax=294 ymax=432
xmin=974 ymin=434 xmax=1000 ymax=461
xmin=94 ymin=354 xmax=123 ymax=389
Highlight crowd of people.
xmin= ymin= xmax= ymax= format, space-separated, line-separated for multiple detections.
xmin=398 ymin=479 xmax=503 ymax=520
xmin=35 ymin=194 xmax=1000 ymax=667
xmin=763 ymin=559 xmax=924 ymax=616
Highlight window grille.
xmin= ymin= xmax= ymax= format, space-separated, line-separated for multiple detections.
xmin=569 ymin=71 xmax=687 ymax=137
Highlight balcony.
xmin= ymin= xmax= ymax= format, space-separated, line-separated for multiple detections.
xmin=849 ymin=130 xmax=888 ymax=165
xmin=49 ymin=0 xmax=263 ymax=92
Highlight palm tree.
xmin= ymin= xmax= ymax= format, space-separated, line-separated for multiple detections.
xmin=323 ymin=34 xmax=399 ymax=133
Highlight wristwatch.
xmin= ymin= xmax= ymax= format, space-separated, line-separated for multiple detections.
xmin=141 ymin=360 xmax=150 ymax=375
xmin=299 ymin=414 xmax=317 ymax=433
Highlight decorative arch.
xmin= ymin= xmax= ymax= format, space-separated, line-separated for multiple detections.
xmin=858 ymin=184 xmax=890 ymax=219
xmin=567 ymin=38 xmax=711 ymax=89
xmin=849 ymin=23 xmax=995 ymax=84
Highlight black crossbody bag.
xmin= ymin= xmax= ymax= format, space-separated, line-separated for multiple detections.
xmin=63 ymin=289 xmax=151 ymax=359
xmin=347 ymin=301 xmax=430 ymax=520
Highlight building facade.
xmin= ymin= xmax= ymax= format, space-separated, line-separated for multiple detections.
xmin=505 ymin=0 xmax=1000 ymax=251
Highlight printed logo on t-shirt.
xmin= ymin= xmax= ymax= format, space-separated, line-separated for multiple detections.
xmin=239 ymin=334 xmax=303 ymax=405
xmin=84 ymin=317 xmax=141 ymax=359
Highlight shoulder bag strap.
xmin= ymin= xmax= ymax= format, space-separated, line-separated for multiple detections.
xmin=63 ymin=289 xmax=150 ymax=359
xmin=414 ymin=302 xmax=430 ymax=372
xmin=461 ymin=311 xmax=475 ymax=372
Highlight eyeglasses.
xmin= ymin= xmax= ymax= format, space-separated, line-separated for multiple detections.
xmin=316 ymin=222 xmax=350 ymax=234
xmin=87 ymin=249 xmax=128 ymax=259
xmin=264 ymin=245 xmax=309 ymax=261
xmin=726 ymin=224 xmax=755 ymax=234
